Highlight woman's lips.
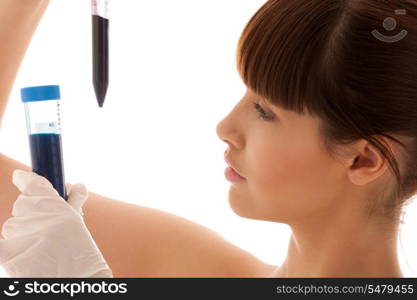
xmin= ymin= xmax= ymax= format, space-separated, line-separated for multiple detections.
xmin=225 ymin=166 xmax=246 ymax=183
xmin=224 ymin=155 xmax=246 ymax=181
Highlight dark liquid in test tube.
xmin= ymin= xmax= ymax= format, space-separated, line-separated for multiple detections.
xmin=29 ymin=133 xmax=67 ymax=200
xmin=92 ymin=0 xmax=109 ymax=108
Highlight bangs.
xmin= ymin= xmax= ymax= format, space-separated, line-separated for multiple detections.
xmin=236 ymin=0 xmax=347 ymax=117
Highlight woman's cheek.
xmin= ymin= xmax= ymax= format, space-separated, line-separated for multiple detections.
xmin=252 ymin=148 xmax=320 ymax=208
xmin=249 ymin=148 xmax=294 ymax=201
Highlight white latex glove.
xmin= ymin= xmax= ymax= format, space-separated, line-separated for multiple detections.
xmin=0 ymin=169 xmax=113 ymax=278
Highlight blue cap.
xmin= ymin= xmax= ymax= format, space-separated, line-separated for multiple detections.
xmin=20 ymin=85 xmax=61 ymax=103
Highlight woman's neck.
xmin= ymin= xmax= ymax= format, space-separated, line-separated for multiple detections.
xmin=270 ymin=212 xmax=403 ymax=277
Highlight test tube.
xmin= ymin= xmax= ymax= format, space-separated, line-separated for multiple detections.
xmin=20 ymin=85 xmax=68 ymax=201
xmin=92 ymin=0 xmax=109 ymax=107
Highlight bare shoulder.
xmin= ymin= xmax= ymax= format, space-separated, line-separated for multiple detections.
xmin=84 ymin=191 xmax=278 ymax=277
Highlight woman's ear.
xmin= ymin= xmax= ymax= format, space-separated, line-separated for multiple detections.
xmin=346 ymin=138 xmax=391 ymax=186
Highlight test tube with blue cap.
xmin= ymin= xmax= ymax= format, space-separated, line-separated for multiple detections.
xmin=20 ymin=85 xmax=68 ymax=201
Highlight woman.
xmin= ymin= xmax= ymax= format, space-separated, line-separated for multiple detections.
xmin=1 ymin=0 xmax=416 ymax=277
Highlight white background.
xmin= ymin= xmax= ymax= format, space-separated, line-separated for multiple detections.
xmin=0 ymin=0 xmax=416 ymax=277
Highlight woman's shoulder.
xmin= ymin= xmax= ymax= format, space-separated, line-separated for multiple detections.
xmin=251 ymin=263 xmax=280 ymax=278
xmin=86 ymin=192 xmax=280 ymax=277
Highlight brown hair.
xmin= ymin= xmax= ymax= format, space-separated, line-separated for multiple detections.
xmin=236 ymin=0 xmax=417 ymax=220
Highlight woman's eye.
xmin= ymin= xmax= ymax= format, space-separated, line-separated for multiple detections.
xmin=252 ymin=102 xmax=275 ymax=121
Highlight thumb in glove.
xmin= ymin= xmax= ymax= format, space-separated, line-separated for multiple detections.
xmin=13 ymin=169 xmax=88 ymax=217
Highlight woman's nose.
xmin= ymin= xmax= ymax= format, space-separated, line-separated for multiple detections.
xmin=216 ymin=114 xmax=244 ymax=151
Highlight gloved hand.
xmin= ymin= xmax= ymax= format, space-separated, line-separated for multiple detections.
xmin=0 ymin=169 xmax=113 ymax=278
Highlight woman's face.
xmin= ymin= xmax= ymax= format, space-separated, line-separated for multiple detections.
xmin=216 ymin=88 xmax=349 ymax=224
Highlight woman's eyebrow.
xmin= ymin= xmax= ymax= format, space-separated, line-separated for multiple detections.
xmin=249 ymin=91 xmax=279 ymax=111
xmin=260 ymin=97 xmax=270 ymax=105
xmin=260 ymin=97 xmax=277 ymax=110
xmin=262 ymin=97 xmax=286 ymax=117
